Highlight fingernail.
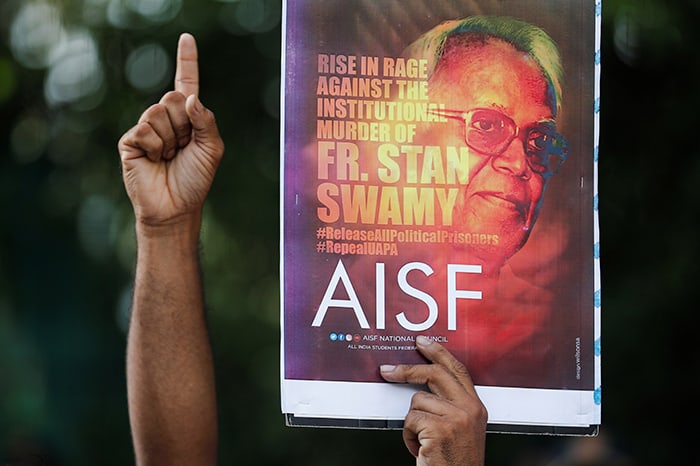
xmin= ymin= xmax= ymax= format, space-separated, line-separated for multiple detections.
xmin=417 ymin=335 xmax=433 ymax=346
xmin=379 ymin=364 xmax=396 ymax=372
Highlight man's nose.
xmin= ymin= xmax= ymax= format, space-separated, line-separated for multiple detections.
xmin=490 ymin=138 xmax=530 ymax=179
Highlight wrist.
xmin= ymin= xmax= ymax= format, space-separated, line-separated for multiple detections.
xmin=135 ymin=211 xmax=202 ymax=249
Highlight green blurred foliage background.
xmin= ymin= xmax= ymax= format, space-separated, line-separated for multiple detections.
xmin=0 ymin=0 xmax=697 ymax=464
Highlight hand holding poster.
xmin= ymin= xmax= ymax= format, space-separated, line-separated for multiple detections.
xmin=281 ymin=0 xmax=601 ymax=434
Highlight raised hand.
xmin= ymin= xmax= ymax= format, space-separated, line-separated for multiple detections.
xmin=380 ymin=336 xmax=488 ymax=466
xmin=118 ymin=33 xmax=224 ymax=228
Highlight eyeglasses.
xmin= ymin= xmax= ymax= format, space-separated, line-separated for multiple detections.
xmin=430 ymin=108 xmax=569 ymax=177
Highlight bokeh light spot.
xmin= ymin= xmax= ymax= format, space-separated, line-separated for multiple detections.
xmin=115 ymin=285 xmax=133 ymax=334
xmin=44 ymin=29 xmax=104 ymax=106
xmin=219 ymin=0 xmax=281 ymax=35
xmin=9 ymin=2 xmax=64 ymax=70
xmin=614 ymin=8 xmax=640 ymax=66
xmin=82 ymin=0 xmax=110 ymax=26
xmin=127 ymin=0 xmax=182 ymax=23
xmin=77 ymin=195 xmax=117 ymax=262
xmin=106 ymin=0 xmax=133 ymax=28
xmin=236 ymin=0 xmax=266 ymax=30
xmin=107 ymin=0 xmax=181 ymax=27
xmin=125 ymin=43 xmax=171 ymax=92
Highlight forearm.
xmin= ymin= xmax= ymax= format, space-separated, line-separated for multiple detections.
xmin=126 ymin=214 xmax=217 ymax=466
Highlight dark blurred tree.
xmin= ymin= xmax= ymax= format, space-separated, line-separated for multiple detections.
xmin=1 ymin=0 xmax=699 ymax=464
xmin=596 ymin=1 xmax=700 ymax=465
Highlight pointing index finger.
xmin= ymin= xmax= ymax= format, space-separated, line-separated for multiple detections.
xmin=175 ymin=33 xmax=199 ymax=97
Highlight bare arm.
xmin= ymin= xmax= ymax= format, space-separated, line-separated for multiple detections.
xmin=118 ymin=33 xmax=224 ymax=466
xmin=380 ymin=336 xmax=488 ymax=466
xmin=128 ymin=217 xmax=217 ymax=465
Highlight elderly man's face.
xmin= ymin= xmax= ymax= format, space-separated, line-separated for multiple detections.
xmin=423 ymin=37 xmax=555 ymax=265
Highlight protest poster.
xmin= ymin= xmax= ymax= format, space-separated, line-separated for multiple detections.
xmin=280 ymin=0 xmax=601 ymax=434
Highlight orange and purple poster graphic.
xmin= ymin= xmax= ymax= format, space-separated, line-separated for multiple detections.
xmin=281 ymin=0 xmax=601 ymax=432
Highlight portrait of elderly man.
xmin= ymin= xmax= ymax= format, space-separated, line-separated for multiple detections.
xmin=408 ymin=16 xmax=568 ymax=275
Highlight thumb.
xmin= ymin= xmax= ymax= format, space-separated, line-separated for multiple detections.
xmin=185 ymin=94 xmax=224 ymax=151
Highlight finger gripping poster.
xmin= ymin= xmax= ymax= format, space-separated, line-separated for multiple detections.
xmin=281 ymin=0 xmax=601 ymax=434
